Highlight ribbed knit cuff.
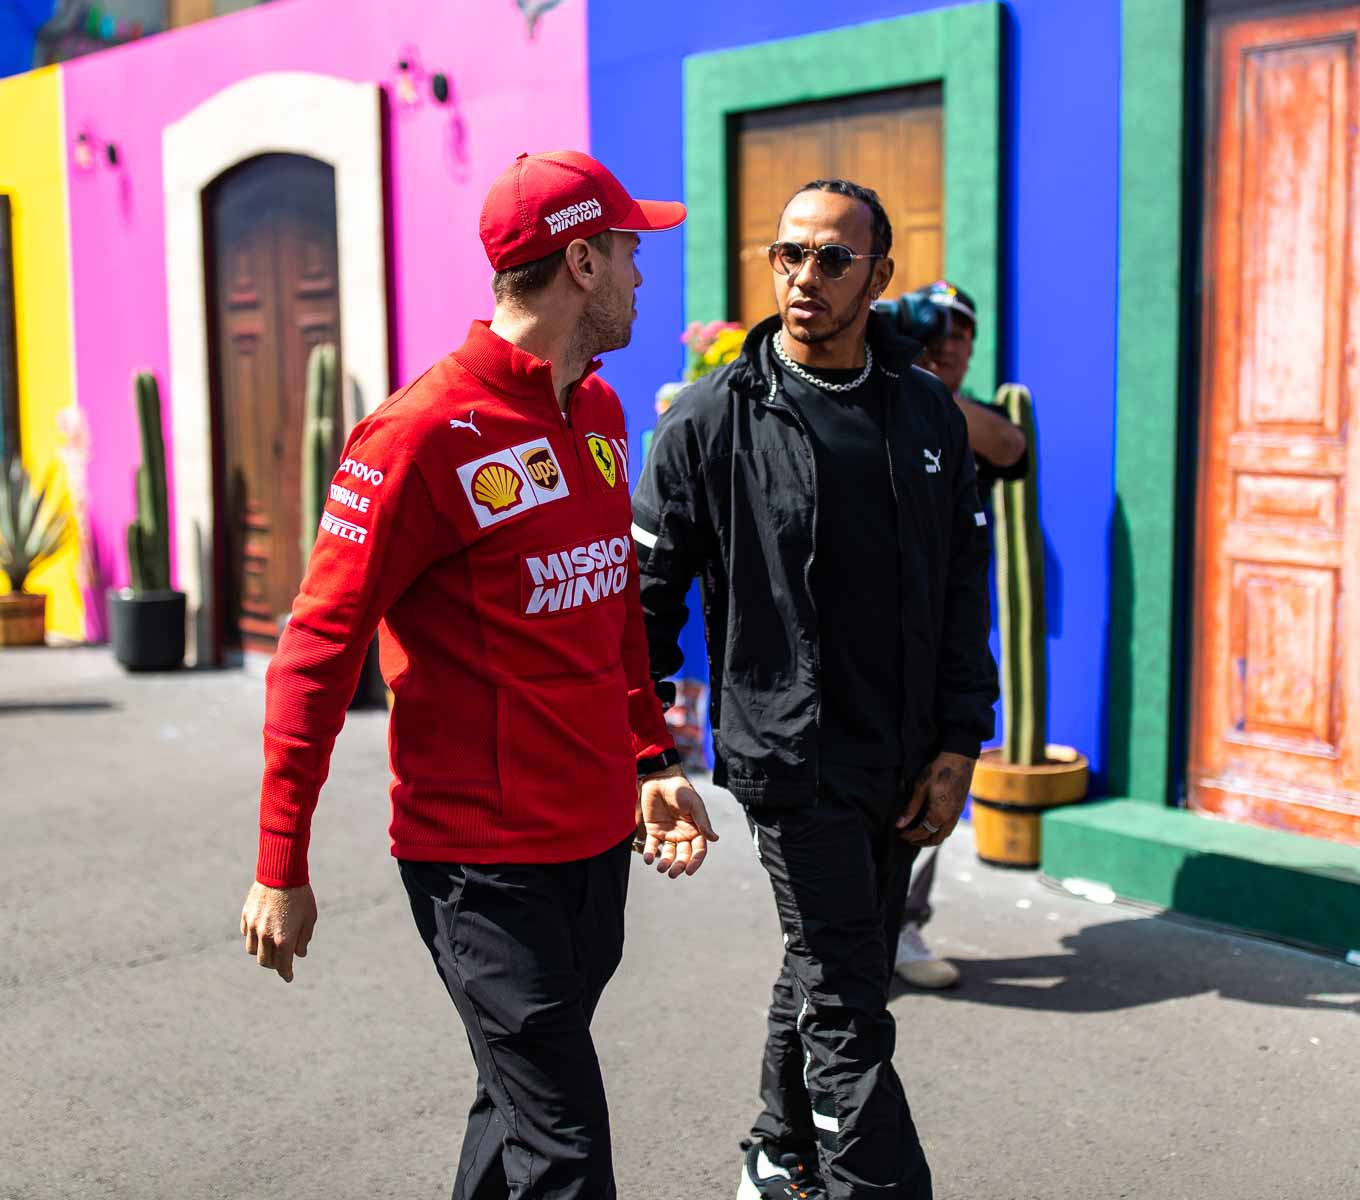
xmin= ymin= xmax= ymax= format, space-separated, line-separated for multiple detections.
xmin=256 ymin=828 xmax=311 ymax=889
xmin=629 ymin=686 xmax=675 ymax=762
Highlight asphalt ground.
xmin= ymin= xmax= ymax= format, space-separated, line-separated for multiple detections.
xmin=2 ymin=647 xmax=1358 ymax=1199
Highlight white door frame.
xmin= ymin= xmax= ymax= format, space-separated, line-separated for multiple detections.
xmin=163 ymin=71 xmax=388 ymax=665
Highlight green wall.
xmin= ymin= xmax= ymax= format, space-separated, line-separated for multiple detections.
xmin=683 ymin=2 xmax=1003 ymax=393
xmin=1107 ymin=0 xmax=1188 ymax=804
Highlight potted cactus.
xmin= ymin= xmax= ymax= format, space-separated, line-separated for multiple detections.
xmin=0 ymin=456 xmax=72 ymax=646
xmin=107 ymin=372 xmax=186 ymax=670
xmin=969 ymin=384 xmax=1088 ymax=868
xmin=295 ymin=344 xmax=380 ymax=706
xmin=299 ymin=342 xmax=338 ymax=565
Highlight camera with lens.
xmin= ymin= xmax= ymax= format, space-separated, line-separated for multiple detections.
xmin=871 ymin=287 xmax=956 ymax=345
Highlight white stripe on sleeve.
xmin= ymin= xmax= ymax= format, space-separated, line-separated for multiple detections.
xmin=630 ymin=521 xmax=658 ymax=548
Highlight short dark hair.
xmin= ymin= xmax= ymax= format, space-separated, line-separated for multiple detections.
xmin=787 ymin=179 xmax=893 ymax=258
xmin=491 ymin=230 xmax=614 ymax=305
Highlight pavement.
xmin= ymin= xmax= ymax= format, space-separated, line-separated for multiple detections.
xmin=2 ymin=646 xmax=1358 ymax=1200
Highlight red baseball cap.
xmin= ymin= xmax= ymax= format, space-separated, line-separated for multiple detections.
xmin=480 ymin=150 xmax=687 ymax=270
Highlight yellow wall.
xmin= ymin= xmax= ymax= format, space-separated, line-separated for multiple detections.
xmin=0 ymin=66 xmax=83 ymax=640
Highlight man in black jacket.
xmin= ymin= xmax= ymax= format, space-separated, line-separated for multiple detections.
xmin=631 ymin=180 xmax=998 ymax=1199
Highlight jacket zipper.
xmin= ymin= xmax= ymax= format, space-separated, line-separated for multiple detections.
xmin=560 ymin=382 xmax=592 ymax=483
xmin=882 ymin=421 xmax=910 ymax=777
xmin=760 ymin=371 xmax=822 ymax=783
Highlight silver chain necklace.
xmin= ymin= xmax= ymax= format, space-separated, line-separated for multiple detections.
xmin=773 ymin=330 xmax=873 ymax=393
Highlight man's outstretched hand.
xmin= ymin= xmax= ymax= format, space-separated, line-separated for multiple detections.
xmin=637 ymin=765 xmax=719 ymax=878
xmin=240 ymin=881 xmax=317 ymax=983
xmin=897 ymin=751 xmax=976 ymax=847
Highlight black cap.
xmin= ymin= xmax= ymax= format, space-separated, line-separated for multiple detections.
xmin=923 ymin=279 xmax=978 ymax=329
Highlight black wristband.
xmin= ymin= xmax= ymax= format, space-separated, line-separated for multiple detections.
xmin=637 ymin=748 xmax=682 ymax=778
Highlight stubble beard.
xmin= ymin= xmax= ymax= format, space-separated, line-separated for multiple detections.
xmin=782 ymin=270 xmax=876 ymax=347
xmin=572 ymin=276 xmax=634 ymax=363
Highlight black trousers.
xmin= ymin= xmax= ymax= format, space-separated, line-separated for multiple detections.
xmin=399 ymin=835 xmax=632 ymax=1200
xmin=747 ymin=770 xmax=933 ymax=1199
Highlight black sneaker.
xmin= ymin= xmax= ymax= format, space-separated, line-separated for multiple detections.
xmin=736 ymin=1139 xmax=826 ymax=1199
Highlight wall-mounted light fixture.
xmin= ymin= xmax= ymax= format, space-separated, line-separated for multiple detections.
xmin=517 ymin=0 xmax=568 ymax=39
xmin=73 ymin=128 xmax=119 ymax=173
xmin=392 ymin=46 xmax=450 ymax=110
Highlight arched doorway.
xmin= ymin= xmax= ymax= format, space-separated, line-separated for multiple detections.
xmin=204 ymin=153 xmax=342 ymax=661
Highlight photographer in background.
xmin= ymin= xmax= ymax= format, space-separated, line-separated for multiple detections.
xmin=878 ymin=280 xmax=1027 ymax=491
xmin=873 ymin=279 xmax=1026 ymax=989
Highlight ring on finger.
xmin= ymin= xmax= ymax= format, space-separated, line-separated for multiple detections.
xmin=920 ymin=818 xmax=940 ymax=835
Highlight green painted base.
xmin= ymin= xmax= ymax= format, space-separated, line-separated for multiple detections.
xmin=1042 ymin=799 xmax=1360 ymax=957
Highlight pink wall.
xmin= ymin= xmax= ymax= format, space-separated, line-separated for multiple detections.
xmin=62 ymin=0 xmax=590 ymax=636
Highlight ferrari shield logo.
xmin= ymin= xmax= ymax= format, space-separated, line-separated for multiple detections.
xmin=585 ymin=434 xmax=618 ymax=488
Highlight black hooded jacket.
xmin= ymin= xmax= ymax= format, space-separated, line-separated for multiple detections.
xmin=631 ymin=312 xmax=998 ymax=805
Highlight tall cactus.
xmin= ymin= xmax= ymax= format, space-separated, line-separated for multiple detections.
xmin=300 ymin=343 xmax=338 ymax=562
xmin=992 ymin=383 xmax=1047 ymax=766
xmin=126 ymin=371 xmax=170 ymax=593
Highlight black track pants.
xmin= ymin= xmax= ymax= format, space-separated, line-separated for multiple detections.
xmin=747 ymin=784 xmax=932 ymax=1199
xmin=399 ymin=835 xmax=631 ymax=1199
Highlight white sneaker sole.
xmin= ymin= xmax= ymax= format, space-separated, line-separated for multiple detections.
xmin=736 ymin=1170 xmax=761 ymax=1200
xmin=895 ymin=958 xmax=960 ymax=989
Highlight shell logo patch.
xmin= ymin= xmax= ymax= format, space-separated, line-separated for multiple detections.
xmin=457 ymin=438 xmax=569 ymax=529
xmin=585 ymin=434 xmax=617 ymax=488
xmin=471 ymin=463 xmax=524 ymax=514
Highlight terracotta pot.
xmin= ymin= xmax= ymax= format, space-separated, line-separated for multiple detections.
xmin=969 ymin=744 xmax=1089 ymax=869
xmin=0 ymin=591 xmax=46 ymax=646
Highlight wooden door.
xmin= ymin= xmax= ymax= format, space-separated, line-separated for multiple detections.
xmin=732 ymin=85 xmax=944 ymax=330
xmin=206 ymin=154 xmax=342 ymax=658
xmin=167 ymin=0 xmax=215 ymax=28
xmin=1190 ymin=7 xmax=1360 ymax=843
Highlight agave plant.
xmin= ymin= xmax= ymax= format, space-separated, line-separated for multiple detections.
xmin=0 ymin=456 xmax=72 ymax=594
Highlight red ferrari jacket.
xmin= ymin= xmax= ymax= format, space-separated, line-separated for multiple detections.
xmin=255 ymin=322 xmax=674 ymax=888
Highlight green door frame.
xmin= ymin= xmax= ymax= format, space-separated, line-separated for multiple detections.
xmin=682 ymin=1 xmax=1195 ymax=807
xmin=683 ymin=1 xmax=1003 ymax=395
xmin=1107 ymin=0 xmax=1189 ymax=805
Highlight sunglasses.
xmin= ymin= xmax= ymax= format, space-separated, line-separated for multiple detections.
xmin=767 ymin=241 xmax=881 ymax=280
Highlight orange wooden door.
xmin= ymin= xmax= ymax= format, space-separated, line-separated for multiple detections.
xmin=732 ymin=86 xmax=943 ymax=330
xmin=1190 ymin=7 xmax=1360 ymax=843
xmin=206 ymin=154 xmax=342 ymax=658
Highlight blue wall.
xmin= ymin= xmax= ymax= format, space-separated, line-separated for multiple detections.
xmin=589 ymin=0 xmax=1121 ymax=785
xmin=0 ymin=0 xmax=53 ymax=78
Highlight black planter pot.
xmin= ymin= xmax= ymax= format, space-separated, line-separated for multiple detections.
xmin=107 ymin=587 xmax=187 ymax=671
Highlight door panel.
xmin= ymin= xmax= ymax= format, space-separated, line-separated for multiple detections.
xmin=207 ymin=155 xmax=342 ymax=658
xmin=1231 ymin=562 xmax=1335 ymax=749
xmin=732 ymin=86 xmax=944 ymax=330
xmin=1190 ymin=7 xmax=1360 ymax=843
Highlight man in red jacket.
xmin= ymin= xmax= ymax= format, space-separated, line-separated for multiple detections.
xmin=239 ymin=150 xmax=717 ymax=1199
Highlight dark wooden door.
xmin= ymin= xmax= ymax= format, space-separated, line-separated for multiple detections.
xmin=732 ymin=85 xmax=944 ymax=330
xmin=207 ymin=154 xmax=342 ymax=658
xmin=1190 ymin=7 xmax=1360 ymax=843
